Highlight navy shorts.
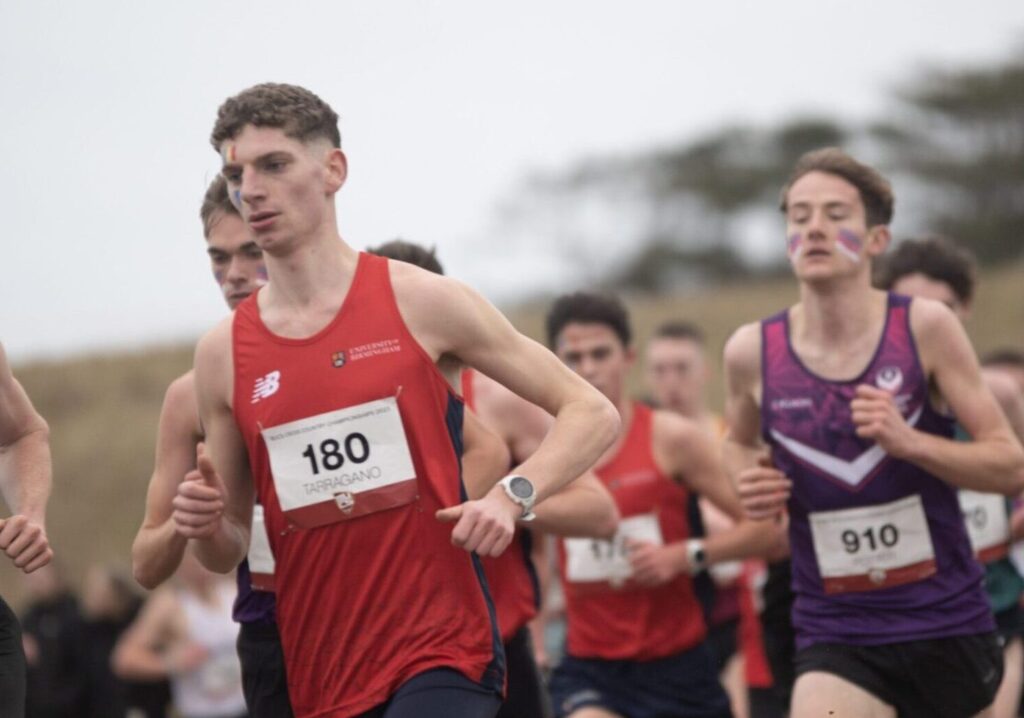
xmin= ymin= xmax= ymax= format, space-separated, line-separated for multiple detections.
xmin=497 ymin=626 xmax=553 ymax=718
xmin=549 ymin=643 xmax=732 ymax=718
xmin=357 ymin=668 xmax=501 ymax=718
xmin=236 ymin=621 xmax=293 ymax=718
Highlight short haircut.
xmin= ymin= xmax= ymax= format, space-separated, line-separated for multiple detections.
xmin=210 ymin=83 xmax=341 ymax=150
xmin=367 ymin=239 xmax=445 ymax=276
xmin=874 ymin=235 xmax=977 ymax=304
xmin=199 ymin=175 xmax=239 ymax=238
xmin=546 ymin=291 xmax=632 ymax=349
xmin=652 ymin=320 xmax=705 ymax=346
xmin=982 ymin=347 xmax=1024 ymax=369
xmin=780 ymin=147 xmax=894 ymax=227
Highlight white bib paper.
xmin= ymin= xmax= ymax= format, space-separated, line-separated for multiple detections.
xmin=565 ymin=513 xmax=663 ymax=586
xmin=809 ymin=494 xmax=936 ymax=594
xmin=261 ymin=397 xmax=417 ymax=528
xmin=247 ymin=504 xmax=276 ymax=592
xmin=959 ymin=490 xmax=1010 ymax=562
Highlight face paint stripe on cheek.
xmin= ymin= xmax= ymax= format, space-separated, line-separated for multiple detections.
xmin=255 ymin=266 xmax=269 ymax=287
xmin=836 ymin=229 xmax=863 ymax=263
xmin=787 ymin=233 xmax=803 ymax=257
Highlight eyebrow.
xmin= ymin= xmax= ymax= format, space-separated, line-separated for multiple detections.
xmin=221 ymin=150 xmax=294 ymax=174
xmin=789 ymin=200 xmax=853 ymax=212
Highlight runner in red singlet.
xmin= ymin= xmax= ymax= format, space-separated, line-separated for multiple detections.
xmin=545 ymin=291 xmax=781 ymax=718
xmin=174 ymin=84 xmax=619 ymax=718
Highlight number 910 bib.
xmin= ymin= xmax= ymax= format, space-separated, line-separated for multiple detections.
xmin=261 ymin=397 xmax=418 ymax=529
xmin=809 ymin=494 xmax=936 ymax=595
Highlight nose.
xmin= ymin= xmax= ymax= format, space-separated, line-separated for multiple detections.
xmin=224 ymin=255 xmax=249 ymax=285
xmin=239 ymin=167 xmax=266 ymax=207
xmin=805 ymin=208 xmax=827 ymax=240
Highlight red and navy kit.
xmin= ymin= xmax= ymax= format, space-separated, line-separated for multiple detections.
xmin=461 ymin=370 xmax=541 ymax=642
xmin=232 ymin=253 xmax=503 ymax=717
xmin=559 ymin=402 xmax=706 ymax=661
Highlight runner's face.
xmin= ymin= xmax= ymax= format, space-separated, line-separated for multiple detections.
xmin=219 ymin=125 xmax=345 ymax=255
xmin=644 ymin=337 xmax=707 ymax=417
xmin=206 ymin=212 xmax=266 ymax=310
xmin=890 ymin=273 xmax=969 ymax=321
xmin=556 ymin=322 xmax=632 ymax=404
xmin=784 ymin=171 xmax=885 ymax=283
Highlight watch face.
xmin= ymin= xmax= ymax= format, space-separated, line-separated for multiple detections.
xmin=509 ymin=476 xmax=534 ymax=499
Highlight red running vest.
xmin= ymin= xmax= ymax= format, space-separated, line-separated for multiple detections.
xmin=461 ymin=370 xmax=541 ymax=642
xmin=559 ymin=402 xmax=706 ymax=660
xmin=232 ymin=253 xmax=503 ymax=717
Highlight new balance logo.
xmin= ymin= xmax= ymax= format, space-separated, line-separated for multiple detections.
xmin=251 ymin=370 xmax=281 ymax=404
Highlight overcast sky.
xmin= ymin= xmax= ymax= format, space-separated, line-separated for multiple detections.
xmin=3 ymin=1 xmax=1023 ymax=362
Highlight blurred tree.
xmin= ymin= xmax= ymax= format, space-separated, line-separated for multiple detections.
xmin=873 ymin=47 xmax=1024 ymax=263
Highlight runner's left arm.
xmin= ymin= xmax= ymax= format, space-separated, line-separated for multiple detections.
xmin=852 ymin=298 xmax=1024 ymax=495
xmin=397 ymin=268 xmax=619 ymax=557
xmin=0 ymin=342 xmax=52 ymax=573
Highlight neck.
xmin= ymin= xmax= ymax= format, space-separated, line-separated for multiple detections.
xmin=794 ymin=275 xmax=883 ymax=345
xmin=263 ymin=227 xmax=359 ymax=310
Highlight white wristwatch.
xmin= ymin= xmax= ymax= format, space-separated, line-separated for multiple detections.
xmin=499 ymin=475 xmax=537 ymax=521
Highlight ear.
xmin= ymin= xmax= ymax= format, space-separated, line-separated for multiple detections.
xmin=865 ymin=224 xmax=891 ymax=258
xmin=325 ymin=148 xmax=348 ymax=195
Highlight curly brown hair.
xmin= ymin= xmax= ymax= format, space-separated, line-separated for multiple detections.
xmin=780 ymin=147 xmax=894 ymax=228
xmin=210 ymin=83 xmax=341 ymax=150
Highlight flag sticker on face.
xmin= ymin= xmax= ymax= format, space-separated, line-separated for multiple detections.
xmin=836 ymin=229 xmax=863 ymax=263
xmin=787 ymin=233 xmax=803 ymax=257
xmin=225 ymin=145 xmax=237 ymax=163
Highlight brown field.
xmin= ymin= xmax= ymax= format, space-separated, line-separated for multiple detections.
xmin=3 ymin=263 xmax=1022 ymax=607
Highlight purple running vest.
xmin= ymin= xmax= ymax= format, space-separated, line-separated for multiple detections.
xmin=233 ymin=559 xmax=277 ymax=625
xmin=762 ymin=293 xmax=992 ymax=648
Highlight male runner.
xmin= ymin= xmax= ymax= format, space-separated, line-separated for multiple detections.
xmin=130 ymin=175 xmax=292 ymax=717
xmin=369 ymin=238 xmax=620 ymax=718
xmin=176 ymin=84 xmax=619 ymax=718
xmin=0 ymin=341 xmax=54 ymax=717
xmin=726 ymin=148 xmax=1024 ymax=718
xmin=875 ymin=235 xmax=1024 ymax=718
xmin=546 ymin=291 xmax=779 ymax=718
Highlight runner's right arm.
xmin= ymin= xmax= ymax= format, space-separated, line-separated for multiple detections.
xmin=722 ymin=323 xmax=791 ymax=520
xmin=177 ymin=320 xmax=255 ymax=573
xmin=132 ymin=373 xmax=201 ymax=589
xmin=0 ymin=342 xmax=53 ymax=573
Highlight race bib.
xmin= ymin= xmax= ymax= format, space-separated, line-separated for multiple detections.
xmin=809 ymin=495 xmax=936 ymax=595
xmin=261 ymin=397 xmax=418 ymax=529
xmin=564 ymin=513 xmax=663 ymax=588
xmin=959 ymin=490 xmax=1010 ymax=563
xmin=247 ymin=504 xmax=276 ymax=592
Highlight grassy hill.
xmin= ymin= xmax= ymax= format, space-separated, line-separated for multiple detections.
xmin=3 ymin=263 xmax=1022 ymax=607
